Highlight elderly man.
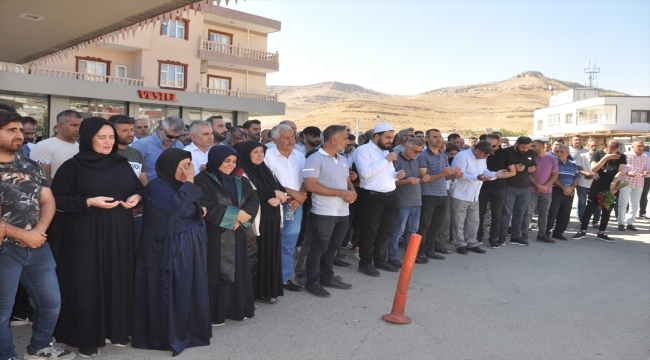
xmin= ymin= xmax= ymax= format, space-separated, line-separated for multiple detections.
xmin=206 ymin=115 xmax=228 ymax=145
xmin=546 ymin=145 xmax=580 ymax=240
xmin=415 ymin=129 xmax=459 ymax=264
xmin=521 ymin=140 xmax=558 ymax=244
xmin=500 ymin=137 xmax=537 ymax=246
xmin=265 ymin=124 xmax=307 ymax=290
xmin=133 ymin=118 xmax=151 ymax=142
xmin=131 ymin=116 xmax=185 ymax=180
xmin=222 ymin=126 xmax=245 ymax=146
xmin=617 ymin=140 xmax=649 ymax=231
xmin=242 ymin=119 xmax=262 ymax=141
xmin=450 ymin=141 xmax=508 ymax=254
xmin=184 ymin=120 xmax=214 ymax=175
xmin=353 ymin=123 xmax=406 ymax=276
xmin=388 ymin=138 xmax=425 ymax=268
xmin=302 ymin=125 xmax=356 ymax=297
xmin=575 ymin=139 xmax=601 ymax=227
xmin=392 ymin=127 xmax=414 ymax=155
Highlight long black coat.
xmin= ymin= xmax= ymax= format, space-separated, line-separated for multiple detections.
xmin=194 ymin=172 xmax=259 ymax=283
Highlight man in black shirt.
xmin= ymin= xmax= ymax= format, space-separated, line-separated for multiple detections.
xmin=573 ymin=140 xmax=627 ymax=242
xmin=500 ymin=136 xmax=537 ymax=246
xmin=478 ymin=134 xmax=516 ymax=248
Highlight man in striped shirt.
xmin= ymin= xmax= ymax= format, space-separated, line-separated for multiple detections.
xmin=546 ymin=145 xmax=580 ymax=240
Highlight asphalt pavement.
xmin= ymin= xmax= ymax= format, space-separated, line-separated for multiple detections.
xmin=10 ymin=217 xmax=650 ymax=359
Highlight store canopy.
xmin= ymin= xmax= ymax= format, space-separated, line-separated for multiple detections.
xmin=0 ymin=0 xmax=239 ymax=64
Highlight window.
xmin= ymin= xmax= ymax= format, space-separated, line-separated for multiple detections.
xmin=565 ymin=113 xmax=573 ymax=124
xmin=537 ymin=119 xmax=543 ymax=130
xmin=631 ymin=110 xmax=649 ymax=123
xmin=158 ymin=61 xmax=187 ymax=90
xmin=76 ymin=56 xmax=110 ymax=82
xmin=161 ymin=19 xmax=187 ymax=40
xmin=209 ymin=31 xmax=231 ymax=45
xmin=208 ymin=75 xmax=231 ymax=90
xmin=69 ymin=98 xmax=125 ymax=119
xmin=115 ymin=65 xmax=127 ymax=78
xmin=548 ymin=113 xmax=560 ymax=127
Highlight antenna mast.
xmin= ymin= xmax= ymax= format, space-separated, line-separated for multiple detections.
xmin=582 ymin=59 xmax=600 ymax=88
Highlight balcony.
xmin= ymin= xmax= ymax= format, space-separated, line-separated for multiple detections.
xmin=0 ymin=63 xmax=145 ymax=86
xmin=199 ymin=86 xmax=278 ymax=102
xmin=576 ymin=105 xmax=617 ymax=126
xmin=199 ymin=39 xmax=279 ymax=73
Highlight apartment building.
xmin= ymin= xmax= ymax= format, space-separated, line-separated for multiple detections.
xmin=0 ymin=4 xmax=284 ymax=137
xmin=533 ymin=89 xmax=650 ymax=146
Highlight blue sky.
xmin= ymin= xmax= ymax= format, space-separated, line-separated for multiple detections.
xmin=227 ymin=0 xmax=649 ymax=96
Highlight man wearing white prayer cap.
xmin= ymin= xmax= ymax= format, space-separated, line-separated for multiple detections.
xmin=351 ymin=123 xmax=406 ymax=277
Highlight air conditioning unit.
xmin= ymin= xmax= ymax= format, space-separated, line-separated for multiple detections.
xmin=578 ymin=111 xmax=584 ymax=116
xmin=200 ymin=60 xmax=208 ymax=74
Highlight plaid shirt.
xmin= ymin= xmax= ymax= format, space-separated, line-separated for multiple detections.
xmin=418 ymin=148 xmax=449 ymax=196
xmin=623 ymin=151 xmax=649 ymax=187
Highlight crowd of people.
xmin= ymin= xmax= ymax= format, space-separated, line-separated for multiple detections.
xmin=1 ymin=102 xmax=649 ymax=359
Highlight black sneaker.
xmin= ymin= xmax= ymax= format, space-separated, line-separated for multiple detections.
xmin=552 ymin=233 xmax=568 ymax=241
xmin=78 ymin=347 xmax=99 ymax=358
xmin=282 ymin=280 xmax=304 ymax=292
xmin=497 ymin=236 xmax=506 ymax=246
xmin=617 ymin=225 xmax=626 ymax=231
xmin=415 ymin=254 xmax=429 ymax=264
xmin=520 ymin=233 xmax=529 ymax=242
xmin=596 ymin=233 xmax=615 ymax=243
xmin=488 ymin=239 xmax=499 ymax=249
xmin=536 ymin=235 xmax=555 ymax=244
xmin=321 ymin=277 xmax=352 ymax=289
xmin=305 ymin=282 xmax=331 ymax=298
xmin=374 ymin=260 xmax=399 ymax=272
xmin=25 ymin=343 xmax=76 ymax=359
xmin=456 ymin=246 xmax=468 ymax=255
xmin=626 ymin=225 xmax=638 ymax=231
xmin=10 ymin=315 xmax=31 ymax=327
xmin=571 ymin=232 xmax=587 ymax=240
xmin=387 ymin=258 xmax=403 ymax=268
xmin=509 ymin=238 xmax=529 ymax=246
xmin=358 ymin=264 xmax=381 ymax=277
xmin=333 ymin=258 xmax=352 ymax=267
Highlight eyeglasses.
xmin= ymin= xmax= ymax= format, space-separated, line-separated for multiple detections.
xmin=161 ymin=128 xmax=181 ymax=140
xmin=406 ymin=134 xmax=415 ymax=138
xmin=407 ymin=145 xmax=423 ymax=154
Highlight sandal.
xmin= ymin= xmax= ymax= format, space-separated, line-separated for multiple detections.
xmin=258 ymin=297 xmax=277 ymax=305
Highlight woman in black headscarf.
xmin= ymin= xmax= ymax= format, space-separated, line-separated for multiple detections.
xmin=51 ymin=117 xmax=145 ymax=357
xmin=194 ymin=146 xmax=259 ymax=326
xmin=132 ymin=148 xmax=212 ymax=356
xmin=236 ymin=140 xmax=287 ymax=304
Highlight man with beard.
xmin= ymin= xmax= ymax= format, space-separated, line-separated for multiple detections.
xmin=352 ymin=123 xmax=406 ymax=276
xmin=242 ymin=119 xmax=262 ymax=141
xmin=206 ymin=115 xmax=228 ymax=145
xmin=131 ymin=116 xmax=185 ymax=180
xmin=575 ymin=138 xmax=601 ymax=227
xmin=30 ymin=110 xmax=82 ymax=184
xmin=20 ymin=116 xmax=38 ymax=157
xmin=500 ymin=136 xmax=537 ymax=246
xmin=108 ymin=115 xmax=148 ymax=185
xmin=301 ymin=126 xmax=321 ymax=153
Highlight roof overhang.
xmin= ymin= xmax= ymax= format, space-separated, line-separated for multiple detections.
xmin=0 ymin=0 xmax=199 ymax=64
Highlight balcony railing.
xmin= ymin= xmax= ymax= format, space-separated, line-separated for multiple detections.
xmin=200 ymin=86 xmax=278 ymax=102
xmin=0 ymin=63 xmax=145 ymax=86
xmin=200 ymin=39 xmax=279 ymax=63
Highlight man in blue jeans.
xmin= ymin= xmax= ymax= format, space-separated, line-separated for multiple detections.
xmin=575 ymin=138 xmax=602 ymax=227
xmin=500 ymin=136 xmax=537 ymax=246
xmin=0 ymin=111 xmax=76 ymax=360
xmin=388 ymin=138 xmax=426 ymax=268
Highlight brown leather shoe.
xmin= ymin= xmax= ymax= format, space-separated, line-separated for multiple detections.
xmin=434 ymin=247 xmax=452 ymax=254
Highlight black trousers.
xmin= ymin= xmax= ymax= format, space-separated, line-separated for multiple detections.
xmin=417 ymin=195 xmax=449 ymax=253
xmin=547 ymin=186 xmax=573 ymax=235
xmin=640 ymin=177 xmax=650 ymax=215
xmin=581 ymin=184 xmax=617 ymax=232
xmin=359 ymin=189 xmax=398 ymax=267
xmin=477 ymin=187 xmax=506 ymax=241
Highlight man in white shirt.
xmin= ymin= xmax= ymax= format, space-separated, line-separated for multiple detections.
xmin=30 ymin=110 xmax=81 ymax=184
xmin=264 ymin=124 xmax=307 ymax=288
xmin=132 ymin=118 xmax=151 ymax=144
xmin=450 ymin=141 xmax=507 ymax=254
xmin=352 ymin=123 xmax=406 ymax=277
xmin=569 ymin=135 xmax=589 ymax=159
xmin=574 ymin=138 xmax=601 ymax=227
xmin=183 ymin=120 xmax=213 ymax=175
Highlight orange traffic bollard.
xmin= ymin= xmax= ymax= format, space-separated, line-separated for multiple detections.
xmin=382 ymin=233 xmax=422 ymax=324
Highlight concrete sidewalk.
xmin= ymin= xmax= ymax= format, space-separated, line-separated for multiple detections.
xmin=10 ymin=218 xmax=650 ymax=359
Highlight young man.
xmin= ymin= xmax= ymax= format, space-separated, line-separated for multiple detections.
xmin=301 ymin=126 xmax=322 ymax=153
xmin=108 ymin=115 xmax=148 ymax=185
xmin=242 ymin=119 xmax=262 ymax=142
xmin=30 ymin=110 xmax=82 ymax=184
xmin=521 ymin=140 xmax=558 ymax=244
xmin=0 ymin=111 xmax=76 ymax=360
xmin=206 ymin=115 xmax=228 ymax=145
xmin=546 ymin=145 xmax=580 ymax=240
xmin=574 ymin=139 xmax=601 ymax=227
xmin=617 ymin=140 xmax=649 ymax=231
xmin=302 ymin=125 xmax=355 ymax=297
xmin=569 ymin=135 xmax=588 ymax=159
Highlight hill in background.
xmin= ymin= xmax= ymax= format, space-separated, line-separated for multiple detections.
xmin=260 ymin=71 xmax=626 ymax=135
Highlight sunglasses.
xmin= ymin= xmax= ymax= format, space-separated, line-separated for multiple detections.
xmin=161 ymin=128 xmax=181 ymax=140
xmin=407 ymin=145 xmax=423 ymax=154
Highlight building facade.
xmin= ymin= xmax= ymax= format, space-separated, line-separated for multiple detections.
xmin=0 ymin=5 xmax=284 ymax=137
xmin=534 ymin=89 xmax=650 ymax=146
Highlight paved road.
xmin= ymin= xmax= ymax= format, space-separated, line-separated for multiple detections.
xmin=11 ymin=217 xmax=650 ymax=359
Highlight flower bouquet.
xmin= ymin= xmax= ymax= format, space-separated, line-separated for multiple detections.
xmin=596 ymin=181 xmax=630 ymax=211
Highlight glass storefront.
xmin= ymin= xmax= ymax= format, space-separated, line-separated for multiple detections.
xmin=187 ymin=107 xmax=234 ymax=124
xmin=0 ymin=93 xmax=49 ymax=137
xmin=69 ymin=98 xmax=125 ymax=119
xmin=137 ymin=105 xmax=181 ymax=126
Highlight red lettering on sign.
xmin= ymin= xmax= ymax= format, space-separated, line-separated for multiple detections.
xmin=138 ymin=90 xmax=178 ymax=102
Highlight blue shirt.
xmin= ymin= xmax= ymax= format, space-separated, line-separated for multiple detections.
xmin=556 ymin=158 xmax=580 ymax=187
xmin=417 ymin=148 xmax=448 ymax=196
xmin=130 ymin=134 xmax=184 ymax=180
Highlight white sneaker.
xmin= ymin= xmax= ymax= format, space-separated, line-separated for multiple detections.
xmin=25 ymin=343 xmax=77 ymax=359
xmin=351 ymin=253 xmax=360 ymax=261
